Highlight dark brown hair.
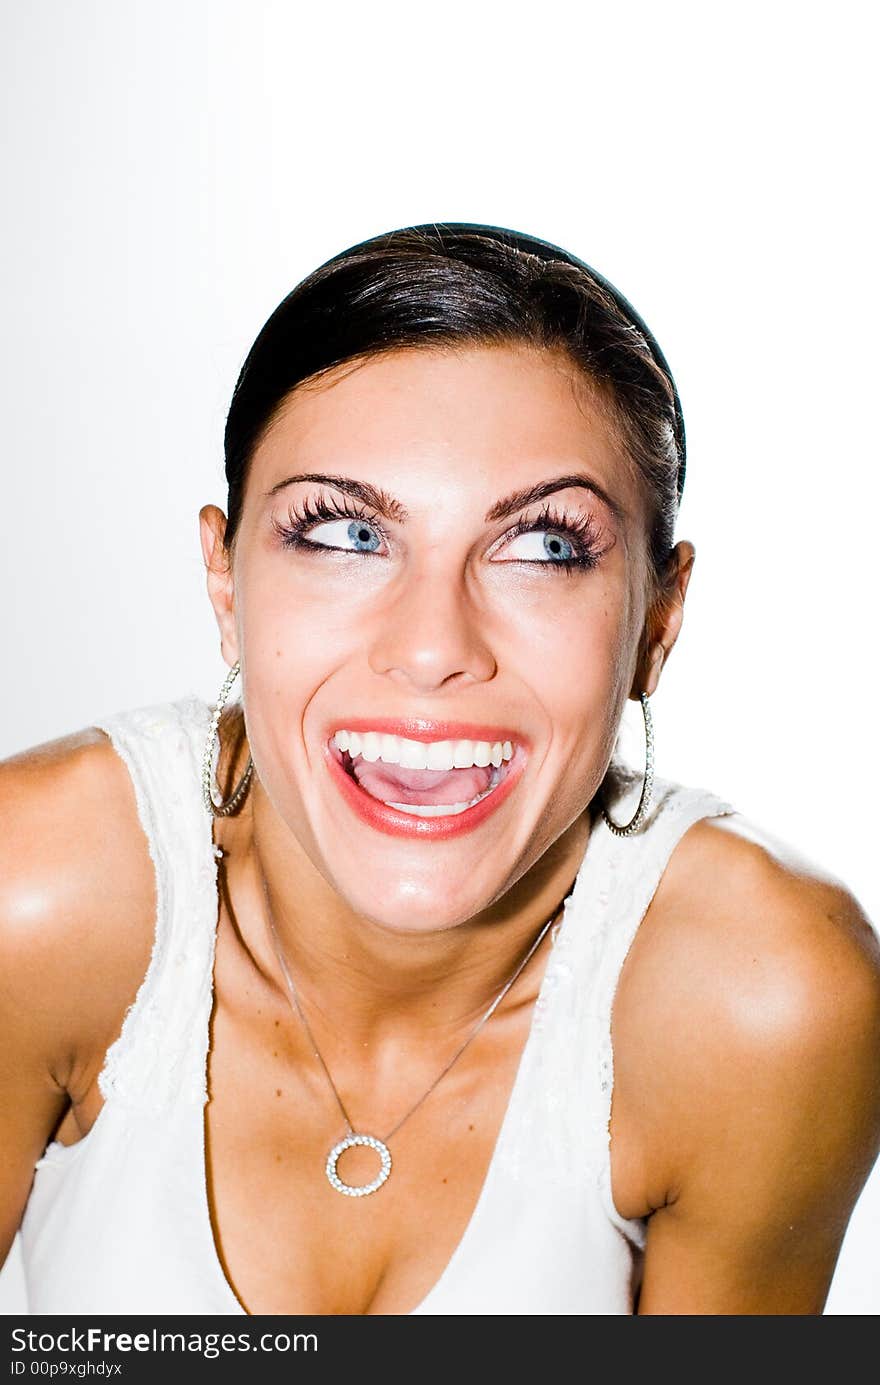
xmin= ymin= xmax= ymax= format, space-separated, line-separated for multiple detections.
xmin=223 ymin=223 xmax=684 ymax=591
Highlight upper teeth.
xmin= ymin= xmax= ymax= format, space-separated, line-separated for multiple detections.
xmin=332 ymin=730 xmax=514 ymax=772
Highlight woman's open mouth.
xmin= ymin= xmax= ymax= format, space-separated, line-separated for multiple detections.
xmin=324 ymin=724 xmax=526 ymax=838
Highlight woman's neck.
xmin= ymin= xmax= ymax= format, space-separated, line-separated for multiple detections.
xmin=212 ymin=711 xmax=591 ymax=1045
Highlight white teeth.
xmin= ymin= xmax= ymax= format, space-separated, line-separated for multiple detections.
xmin=453 ymin=739 xmax=474 ymax=768
xmin=385 ymin=782 xmax=497 ymax=817
xmin=332 ymin=729 xmax=518 ymax=771
xmin=398 ymin=739 xmax=429 ymax=770
xmin=426 ymin=740 xmax=455 ymax=771
xmin=360 ymin=731 xmax=382 ymax=763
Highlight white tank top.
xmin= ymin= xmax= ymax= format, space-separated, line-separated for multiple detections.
xmin=19 ymin=696 xmax=735 ymax=1315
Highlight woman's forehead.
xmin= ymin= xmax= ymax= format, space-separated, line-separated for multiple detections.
xmin=251 ymin=342 xmax=642 ymax=518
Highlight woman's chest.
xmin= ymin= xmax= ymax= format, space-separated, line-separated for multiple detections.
xmin=204 ymin=972 xmax=541 ymax=1315
xmin=25 ymin=899 xmax=648 ymax=1318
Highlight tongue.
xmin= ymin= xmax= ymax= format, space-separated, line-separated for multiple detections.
xmin=351 ymin=758 xmax=493 ymax=805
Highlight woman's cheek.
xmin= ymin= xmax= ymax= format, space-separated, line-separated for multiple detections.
xmin=504 ymin=574 xmax=627 ymax=675
xmin=511 ymin=589 xmax=632 ymax=770
xmin=239 ymin=560 xmax=378 ymax=655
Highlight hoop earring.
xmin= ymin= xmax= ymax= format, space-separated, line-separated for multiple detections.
xmin=601 ymin=692 xmax=654 ymax=837
xmin=202 ymin=660 xmax=254 ymax=817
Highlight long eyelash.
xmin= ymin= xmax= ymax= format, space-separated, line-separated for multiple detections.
xmin=507 ymin=504 xmax=608 ymax=575
xmin=271 ymin=495 xmax=385 ymax=552
xmin=272 ymin=496 xmax=607 ymax=573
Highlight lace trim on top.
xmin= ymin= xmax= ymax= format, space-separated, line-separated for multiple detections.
xmin=91 ymin=697 xmax=218 ymax=1114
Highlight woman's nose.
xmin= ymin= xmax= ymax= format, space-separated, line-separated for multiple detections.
xmin=366 ymin=570 xmax=497 ymax=694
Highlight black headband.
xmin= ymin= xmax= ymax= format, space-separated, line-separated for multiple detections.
xmin=331 ymin=221 xmax=687 ymax=504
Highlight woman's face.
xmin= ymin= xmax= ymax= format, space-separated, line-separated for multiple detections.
xmin=203 ymin=343 xmax=662 ymax=931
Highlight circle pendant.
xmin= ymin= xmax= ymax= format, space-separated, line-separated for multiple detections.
xmin=325 ymin=1133 xmax=392 ymax=1198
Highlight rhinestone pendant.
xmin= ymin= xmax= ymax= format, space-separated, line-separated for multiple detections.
xmin=325 ymin=1133 xmax=392 ymax=1198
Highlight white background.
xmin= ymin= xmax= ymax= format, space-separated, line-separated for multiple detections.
xmin=1 ymin=1 xmax=877 ymax=1314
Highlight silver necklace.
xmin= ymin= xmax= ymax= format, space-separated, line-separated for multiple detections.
xmin=262 ymin=880 xmax=561 ymax=1199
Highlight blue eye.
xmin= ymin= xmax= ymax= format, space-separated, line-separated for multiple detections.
xmin=500 ymin=529 xmax=576 ymax=562
xmin=302 ymin=517 xmax=383 ymax=552
xmin=542 ymin=533 xmax=574 ymax=561
xmin=275 ymin=497 xmax=606 ymax=573
xmin=346 ymin=519 xmax=382 ymax=553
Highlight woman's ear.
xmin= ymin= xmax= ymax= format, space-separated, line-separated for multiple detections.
xmin=199 ymin=505 xmax=240 ymax=666
xmin=637 ymin=540 xmax=696 ymax=698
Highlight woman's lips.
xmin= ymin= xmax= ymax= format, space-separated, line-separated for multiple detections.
xmin=323 ymin=736 xmax=527 ymax=839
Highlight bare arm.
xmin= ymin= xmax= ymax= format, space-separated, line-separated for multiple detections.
xmin=0 ymin=922 xmax=70 ymax=1263
xmin=611 ymin=821 xmax=880 ymax=1315
xmin=0 ymin=731 xmax=155 ymax=1267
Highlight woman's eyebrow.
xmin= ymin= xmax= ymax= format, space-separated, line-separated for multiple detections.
xmin=266 ymin=472 xmax=407 ymax=520
xmin=484 ymin=475 xmax=625 ymax=524
xmin=266 ymin=470 xmax=623 ymax=526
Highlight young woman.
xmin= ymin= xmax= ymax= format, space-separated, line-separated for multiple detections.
xmin=2 ymin=224 xmax=878 ymax=1315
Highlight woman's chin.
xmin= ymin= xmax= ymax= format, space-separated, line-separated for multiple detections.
xmin=320 ymin=867 xmax=508 ymax=936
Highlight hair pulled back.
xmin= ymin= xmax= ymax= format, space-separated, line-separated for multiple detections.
xmin=223 ymin=224 xmax=684 ymax=589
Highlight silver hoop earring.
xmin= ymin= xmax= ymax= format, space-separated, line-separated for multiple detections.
xmin=202 ymin=660 xmax=254 ymax=817
xmin=601 ymin=692 xmax=654 ymax=837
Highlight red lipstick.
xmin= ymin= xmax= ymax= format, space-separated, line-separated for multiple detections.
xmin=323 ymin=736 xmax=527 ymax=840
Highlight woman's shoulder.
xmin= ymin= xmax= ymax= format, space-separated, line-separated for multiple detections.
xmin=0 ymin=716 xmax=157 ymax=919
xmin=0 ymin=714 xmax=162 ymax=1085
xmin=632 ymin=807 xmax=880 ymax=1068
xmin=657 ymin=808 xmax=878 ymax=978
xmin=612 ymin=806 xmax=880 ymax=1223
